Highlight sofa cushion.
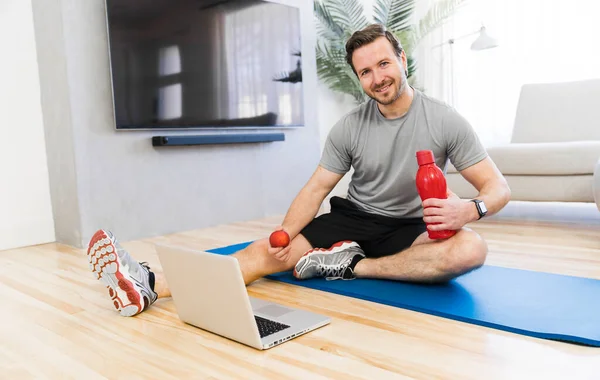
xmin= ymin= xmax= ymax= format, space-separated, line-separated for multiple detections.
xmin=511 ymin=79 xmax=600 ymax=143
xmin=447 ymin=141 xmax=600 ymax=175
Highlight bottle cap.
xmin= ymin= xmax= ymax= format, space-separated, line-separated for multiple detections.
xmin=416 ymin=150 xmax=435 ymax=165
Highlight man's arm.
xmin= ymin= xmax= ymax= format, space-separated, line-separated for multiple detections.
xmin=458 ymin=156 xmax=511 ymax=221
xmin=422 ymin=157 xmax=511 ymax=231
xmin=280 ymin=165 xmax=345 ymax=238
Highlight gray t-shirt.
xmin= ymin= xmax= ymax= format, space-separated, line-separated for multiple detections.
xmin=320 ymin=89 xmax=487 ymax=218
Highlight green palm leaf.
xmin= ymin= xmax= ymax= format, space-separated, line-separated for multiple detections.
xmin=386 ymin=0 xmax=416 ymax=32
xmin=406 ymin=55 xmax=416 ymax=79
xmin=392 ymin=29 xmax=415 ymax=53
xmin=373 ymin=0 xmax=391 ymax=25
xmin=314 ymin=1 xmax=345 ymax=41
xmin=414 ymin=0 xmax=467 ymax=43
xmin=316 ymin=43 xmax=365 ymax=102
xmin=324 ymin=0 xmax=369 ymax=35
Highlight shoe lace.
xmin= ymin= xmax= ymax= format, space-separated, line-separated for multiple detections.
xmin=317 ymin=263 xmax=354 ymax=281
xmin=139 ymin=261 xmax=151 ymax=272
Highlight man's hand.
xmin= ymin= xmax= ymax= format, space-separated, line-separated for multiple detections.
xmin=267 ymin=226 xmax=293 ymax=262
xmin=421 ymin=189 xmax=478 ymax=231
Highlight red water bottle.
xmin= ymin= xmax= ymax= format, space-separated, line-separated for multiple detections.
xmin=415 ymin=150 xmax=456 ymax=239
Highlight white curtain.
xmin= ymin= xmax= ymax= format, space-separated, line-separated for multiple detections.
xmin=414 ymin=0 xmax=600 ymax=147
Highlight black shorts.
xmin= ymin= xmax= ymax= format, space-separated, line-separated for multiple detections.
xmin=300 ymin=196 xmax=427 ymax=258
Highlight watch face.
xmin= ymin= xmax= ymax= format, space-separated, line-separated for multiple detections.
xmin=479 ymin=201 xmax=487 ymax=214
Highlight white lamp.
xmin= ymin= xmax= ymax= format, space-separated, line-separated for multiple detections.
xmin=432 ymin=25 xmax=499 ymax=106
xmin=470 ymin=26 xmax=499 ymax=51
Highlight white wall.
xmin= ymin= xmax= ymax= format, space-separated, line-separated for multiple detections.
xmin=32 ymin=0 xmax=322 ymax=248
xmin=0 ymin=0 xmax=55 ymax=251
xmin=316 ymin=84 xmax=356 ymax=202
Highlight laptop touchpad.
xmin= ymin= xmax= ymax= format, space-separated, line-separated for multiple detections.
xmin=256 ymin=304 xmax=293 ymax=318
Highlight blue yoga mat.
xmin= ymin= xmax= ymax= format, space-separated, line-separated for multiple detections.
xmin=208 ymin=242 xmax=600 ymax=346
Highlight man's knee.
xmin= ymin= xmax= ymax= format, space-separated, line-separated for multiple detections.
xmin=247 ymin=238 xmax=270 ymax=253
xmin=439 ymin=228 xmax=488 ymax=276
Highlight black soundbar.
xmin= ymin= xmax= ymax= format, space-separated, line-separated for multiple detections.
xmin=152 ymin=133 xmax=285 ymax=146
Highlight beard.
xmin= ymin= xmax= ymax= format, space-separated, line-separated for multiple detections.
xmin=366 ymin=72 xmax=408 ymax=106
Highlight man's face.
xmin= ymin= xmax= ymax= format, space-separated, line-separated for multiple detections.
xmin=352 ymin=37 xmax=408 ymax=106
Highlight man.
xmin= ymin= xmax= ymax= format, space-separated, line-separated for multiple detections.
xmin=87 ymin=24 xmax=510 ymax=317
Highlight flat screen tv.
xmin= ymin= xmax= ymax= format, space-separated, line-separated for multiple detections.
xmin=105 ymin=0 xmax=304 ymax=130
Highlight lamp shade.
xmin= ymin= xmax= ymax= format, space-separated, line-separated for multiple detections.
xmin=470 ymin=27 xmax=499 ymax=51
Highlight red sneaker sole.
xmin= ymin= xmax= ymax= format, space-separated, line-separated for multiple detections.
xmin=87 ymin=230 xmax=145 ymax=317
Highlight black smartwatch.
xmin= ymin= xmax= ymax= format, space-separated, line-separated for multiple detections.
xmin=471 ymin=199 xmax=487 ymax=220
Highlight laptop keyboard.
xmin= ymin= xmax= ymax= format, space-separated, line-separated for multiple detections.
xmin=254 ymin=315 xmax=290 ymax=338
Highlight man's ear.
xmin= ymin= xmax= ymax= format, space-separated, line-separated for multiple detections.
xmin=400 ymin=50 xmax=408 ymax=76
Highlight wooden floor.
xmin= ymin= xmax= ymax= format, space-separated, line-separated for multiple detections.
xmin=2 ymin=216 xmax=600 ymax=379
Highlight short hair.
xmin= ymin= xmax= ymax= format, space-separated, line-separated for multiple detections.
xmin=345 ymin=24 xmax=404 ymax=76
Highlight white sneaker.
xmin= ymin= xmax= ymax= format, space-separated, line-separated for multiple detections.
xmin=293 ymin=241 xmax=365 ymax=280
xmin=87 ymin=229 xmax=158 ymax=317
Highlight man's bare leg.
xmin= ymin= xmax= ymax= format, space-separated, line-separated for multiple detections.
xmin=153 ymin=270 xmax=171 ymax=298
xmin=353 ymin=227 xmax=488 ymax=283
xmin=233 ymin=234 xmax=313 ymax=284
xmin=151 ymin=234 xmax=313 ymax=298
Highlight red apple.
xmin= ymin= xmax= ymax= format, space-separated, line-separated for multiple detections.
xmin=269 ymin=230 xmax=290 ymax=248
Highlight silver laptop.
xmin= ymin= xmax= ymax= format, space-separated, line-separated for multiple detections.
xmin=155 ymin=244 xmax=331 ymax=350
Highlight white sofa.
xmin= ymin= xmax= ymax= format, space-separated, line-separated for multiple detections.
xmin=447 ymin=79 xmax=600 ymax=211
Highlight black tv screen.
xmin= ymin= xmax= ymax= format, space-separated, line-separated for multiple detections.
xmin=105 ymin=0 xmax=304 ymax=129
